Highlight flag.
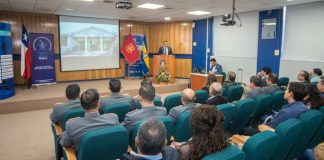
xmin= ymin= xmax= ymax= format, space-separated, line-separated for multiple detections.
xmin=141 ymin=35 xmax=149 ymax=76
xmin=21 ymin=24 xmax=31 ymax=80
xmin=120 ymin=32 xmax=139 ymax=65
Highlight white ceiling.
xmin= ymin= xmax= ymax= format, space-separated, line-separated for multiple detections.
xmin=0 ymin=0 xmax=322 ymax=22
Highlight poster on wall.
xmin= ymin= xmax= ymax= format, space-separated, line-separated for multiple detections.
xmin=125 ymin=34 xmax=144 ymax=78
xmin=29 ymin=33 xmax=56 ymax=85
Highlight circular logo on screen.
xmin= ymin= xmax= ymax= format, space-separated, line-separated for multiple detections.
xmin=126 ymin=43 xmax=135 ymax=53
xmin=33 ymin=36 xmax=52 ymax=55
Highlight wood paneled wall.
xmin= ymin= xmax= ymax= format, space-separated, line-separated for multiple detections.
xmin=149 ymin=22 xmax=192 ymax=54
xmin=0 ymin=11 xmax=192 ymax=84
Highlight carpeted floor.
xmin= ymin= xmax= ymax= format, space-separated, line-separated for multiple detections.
xmin=0 ymin=92 xmax=180 ymax=160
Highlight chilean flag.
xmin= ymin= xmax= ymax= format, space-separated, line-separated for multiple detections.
xmin=21 ymin=24 xmax=31 ymax=80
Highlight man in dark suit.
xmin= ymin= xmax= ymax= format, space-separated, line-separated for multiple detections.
xmin=50 ymin=84 xmax=82 ymax=125
xmin=205 ymin=82 xmax=228 ymax=106
xmin=100 ymin=79 xmax=131 ymax=108
xmin=263 ymin=73 xmax=281 ymax=94
xmin=257 ymin=67 xmax=271 ymax=87
xmin=241 ymin=76 xmax=265 ymax=99
xmin=158 ymin=41 xmax=173 ymax=55
xmin=122 ymin=84 xmax=167 ymax=132
xmin=167 ymin=88 xmax=201 ymax=124
xmin=223 ymin=71 xmax=237 ymax=87
xmin=209 ymin=58 xmax=223 ymax=74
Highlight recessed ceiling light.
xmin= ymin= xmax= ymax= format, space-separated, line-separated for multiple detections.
xmin=138 ymin=3 xmax=164 ymax=9
xmin=80 ymin=0 xmax=94 ymax=2
xmin=164 ymin=17 xmax=171 ymax=21
xmin=65 ymin=8 xmax=75 ymax=11
xmin=187 ymin=11 xmax=211 ymax=15
xmin=287 ymin=0 xmax=294 ymax=1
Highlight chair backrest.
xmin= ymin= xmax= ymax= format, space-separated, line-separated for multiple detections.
xmin=277 ymin=77 xmax=289 ymax=87
xmin=164 ymin=93 xmax=182 ymax=113
xmin=195 ymin=90 xmax=209 ymax=104
xmin=287 ymin=110 xmax=324 ymax=160
xmin=270 ymin=119 xmax=304 ymax=160
xmin=251 ymin=94 xmax=273 ymax=124
xmin=270 ymin=90 xmax=285 ymax=112
xmin=77 ymin=125 xmax=129 ymax=160
xmin=242 ymin=131 xmax=280 ymax=160
xmin=101 ymin=101 xmax=133 ymax=123
xmin=308 ymin=106 xmax=324 ymax=149
xmin=229 ymin=98 xmax=255 ymax=134
xmin=61 ymin=107 xmax=85 ymax=130
xmin=221 ymin=71 xmax=226 ymax=82
xmin=202 ymin=145 xmax=245 ymax=160
xmin=226 ymin=85 xmax=244 ymax=102
xmin=173 ymin=111 xmax=192 ymax=142
xmin=216 ymin=103 xmax=237 ymax=131
xmin=129 ymin=116 xmax=174 ymax=152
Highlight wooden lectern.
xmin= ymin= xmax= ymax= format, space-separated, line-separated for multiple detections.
xmin=152 ymin=55 xmax=175 ymax=84
xmin=190 ymin=73 xmax=223 ymax=90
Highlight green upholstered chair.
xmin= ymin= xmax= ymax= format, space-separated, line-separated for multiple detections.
xmin=270 ymin=119 xmax=304 ymax=160
xmin=61 ymin=107 xmax=85 ymax=130
xmin=101 ymin=101 xmax=133 ymax=123
xmin=163 ymin=93 xmax=182 ymax=113
xmin=129 ymin=116 xmax=173 ymax=152
xmin=202 ymin=145 xmax=245 ymax=160
xmin=270 ymin=90 xmax=286 ymax=112
xmin=308 ymin=106 xmax=324 ymax=149
xmin=216 ymin=103 xmax=237 ymax=131
xmin=242 ymin=131 xmax=280 ymax=160
xmin=63 ymin=125 xmax=129 ymax=160
xmin=195 ymin=90 xmax=209 ymax=104
xmin=250 ymin=94 xmax=273 ymax=124
xmin=135 ymin=97 xmax=163 ymax=109
xmin=229 ymin=98 xmax=255 ymax=134
xmin=51 ymin=123 xmax=60 ymax=160
xmin=173 ymin=111 xmax=192 ymax=142
xmin=287 ymin=110 xmax=323 ymax=160
xmin=277 ymin=77 xmax=289 ymax=87
xmin=221 ymin=71 xmax=226 ymax=82
xmin=225 ymin=85 xmax=244 ymax=102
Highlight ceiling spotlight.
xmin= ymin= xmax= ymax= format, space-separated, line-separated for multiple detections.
xmin=164 ymin=17 xmax=171 ymax=21
xmin=187 ymin=11 xmax=211 ymax=15
xmin=138 ymin=3 xmax=164 ymax=9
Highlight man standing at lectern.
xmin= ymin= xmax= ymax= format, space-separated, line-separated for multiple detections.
xmin=209 ymin=58 xmax=223 ymax=74
xmin=158 ymin=41 xmax=173 ymax=55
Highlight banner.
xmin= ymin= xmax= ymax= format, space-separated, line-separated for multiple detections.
xmin=29 ymin=33 xmax=56 ymax=85
xmin=125 ymin=34 xmax=144 ymax=78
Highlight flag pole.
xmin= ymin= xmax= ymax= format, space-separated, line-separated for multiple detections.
xmin=127 ymin=25 xmax=132 ymax=80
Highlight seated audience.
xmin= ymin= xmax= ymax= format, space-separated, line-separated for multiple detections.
xmin=266 ymin=82 xmax=308 ymax=128
xmin=257 ymin=67 xmax=271 ymax=87
xmin=304 ymin=83 xmax=324 ymax=110
xmin=174 ymin=105 xmax=229 ymax=160
xmin=50 ymin=84 xmax=81 ymax=125
xmin=223 ymin=71 xmax=237 ymax=86
xmin=241 ymin=76 xmax=265 ymax=99
xmin=60 ymin=89 xmax=119 ymax=152
xmin=124 ymin=118 xmax=181 ymax=160
xmin=263 ymin=73 xmax=281 ymax=94
xmin=131 ymin=78 xmax=162 ymax=109
xmin=122 ymin=84 xmax=167 ymax=132
xmin=310 ymin=68 xmax=322 ymax=83
xmin=318 ymin=77 xmax=324 ymax=96
xmin=202 ymin=73 xmax=217 ymax=93
xmin=100 ymin=79 xmax=131 ymax=107
xmin=297 ymin=70 xmax=310 ymax=84
xmin=205 ymin=82 xmax=228 ymax=106
xmin=167 ymin=88 xmax=200 ymax=124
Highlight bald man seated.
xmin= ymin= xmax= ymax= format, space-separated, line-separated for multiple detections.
xmin=167 ymin=89 xmax=201 ymax=124
xmin=205 ymin=82 xmax=228 ymax=106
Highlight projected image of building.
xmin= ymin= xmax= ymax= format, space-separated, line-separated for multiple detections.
xmin=60 ymin=26 xmax=118 ymax=56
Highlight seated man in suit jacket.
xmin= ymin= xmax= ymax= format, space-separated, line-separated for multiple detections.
xmin=257 ymin=67 xmax=271 ymax=87
xmin=131 ymin=78 xmax=161 ymax=109
xmin=158 ymin=41 xmax=173 ymax=55
xmin=263 ymin=73 xmax=281 ymax=94
xmin=50 ymin=84 xmax=82 ymax=125
xmin=167 ymin=88 xmax=201 ymax=124
xmin=208 ymin=58 xmax=223 ymax=74
xmin=100 ymin=79 xmax=131 ymax=108
xmin=241 ymin=76 xmax=265 ymax=99
xmin=223 ymin=71 xmax=237 ymax=87
xmin=205 ymin=82 xmax=228 ymax=106
xmin=122 ymin=85 xmax=167 ymax=133
xmin=60 ymin=89 xmax=119 ymax=153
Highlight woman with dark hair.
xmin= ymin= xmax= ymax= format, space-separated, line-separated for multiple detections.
xmin=174 ymin=105 xmax=229 ymax=160
xmin=202 ymin=74 xmax=218 ymax=94
xmin=304 ymin=84 xmax=324 ymax=110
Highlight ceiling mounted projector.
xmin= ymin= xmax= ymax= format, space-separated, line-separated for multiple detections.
xmin=220 ymin=0 xmax=242 ymax=27
xmin=115 ymin=0 xmax=133 ymax=9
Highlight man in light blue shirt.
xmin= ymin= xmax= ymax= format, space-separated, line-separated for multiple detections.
xmin=310 ymin=68 xmax=322 ymax=83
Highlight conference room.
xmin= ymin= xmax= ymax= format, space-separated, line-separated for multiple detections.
xmin=0 ymin=0 xmax=324 ymax=159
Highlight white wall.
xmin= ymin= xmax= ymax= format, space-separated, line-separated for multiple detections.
xmin=280 ymin=1 xmax=324 ymax=81
xmin=213 ymin=11 xmax=259 ymax=83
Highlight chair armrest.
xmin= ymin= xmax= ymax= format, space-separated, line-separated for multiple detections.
xmin=258 ymin=124 xmax=275 ymax=132
xmin=54 ymin=123 xmax=62 ymax=136
xmin=231 ymin=134 xmax=249 ymax=144
xmin=63 ymin=147 xmax=77 ymax=160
